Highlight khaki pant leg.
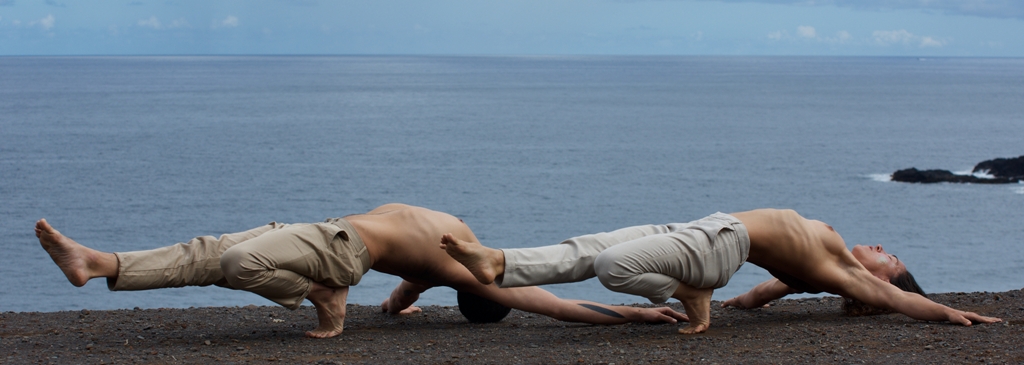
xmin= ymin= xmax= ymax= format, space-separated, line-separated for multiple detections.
xmin=593 ymin=214 xmax=749 ymax=304
xmin=109 ymin=223 xmax=282 ymax=291
xmin=592 ymin=231 xmax=702 ymax=304
xmin=498 ymin=223 xmax=675 ymax=287
xmin=219 ymin=222 xmax=360 ymax=310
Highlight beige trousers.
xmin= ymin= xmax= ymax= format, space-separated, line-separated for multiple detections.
xmin=498 ymin=213 xmax=749 ymax=303
xmin=109 ymin=218 xmax=370 ymax=310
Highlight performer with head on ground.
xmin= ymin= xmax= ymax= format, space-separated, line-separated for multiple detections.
xmin=440 ymin=208 xmax=1001 ymax=334
xmin=36 ymin=203 xmax=686 ymax=338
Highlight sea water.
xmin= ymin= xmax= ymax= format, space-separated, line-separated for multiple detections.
xmin=2 ymin=55 xmax=1022 ymax=312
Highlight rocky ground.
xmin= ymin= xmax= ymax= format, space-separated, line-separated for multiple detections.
xmin=3 ymin=290 xmax=1022 ymax=364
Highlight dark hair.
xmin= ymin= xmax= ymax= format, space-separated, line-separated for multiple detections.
xmin=891 ymin=270 xmax=925 ymax=296
xmin=842 ymin=269 xmax=926 ymax=316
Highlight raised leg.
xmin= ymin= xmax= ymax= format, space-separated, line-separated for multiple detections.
xmin=36 ymin=219 xmax=118 ymax=286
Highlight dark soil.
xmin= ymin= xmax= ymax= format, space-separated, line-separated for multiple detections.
xmin=3 ymin=290 xmax=1022 ymax=364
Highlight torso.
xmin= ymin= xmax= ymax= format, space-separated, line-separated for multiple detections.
xmin=731 ymin=209 xmax=865 ymax=295
xmin=343 ymin=204 xmax=480 ymax=288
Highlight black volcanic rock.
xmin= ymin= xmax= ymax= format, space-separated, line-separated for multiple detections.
xmin=974 ymin=155 xmax=1024 ymax=178
xmin=892 ymin=155 xmax=1024 ymax=184
xmin=892 ymin=168 xmax=962 ymax=183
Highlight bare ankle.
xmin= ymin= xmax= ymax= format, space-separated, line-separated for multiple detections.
xmin=305 ymin=283 xmax=349 ymax=339
xmin=672 ymin=284 xmax=714 ymax=334
xmin=89 ymin=251 xmax=120 ymax=279
xmin=488 ymin=249 xmax=506 ymax=277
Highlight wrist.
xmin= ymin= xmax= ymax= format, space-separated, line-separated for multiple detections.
xmin=734 ymin=294 xmax=753 ymax=308
xmin=625 ymin=308 xmax=641 ymax=322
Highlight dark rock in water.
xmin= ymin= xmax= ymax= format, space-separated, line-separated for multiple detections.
xmin=891 ymin=168 xmax=1011 ymax=184
xmin=973 ymin=155 xmax=1024 ymax=179
xmin=892 ymin=155 xmax=1024 ymax=184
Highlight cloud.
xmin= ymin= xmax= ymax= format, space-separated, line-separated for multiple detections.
xmin=797 ymin=25 xmax=816 ymax=38
xmin=873 ymin=29 xmax=914 ymax=44
xmin=30 ymin=14 xmax=55 ymax=30
xmin=168 ymin=18 xmax=190 ymax=28
xmin=873 ymin=29 xmax=945 ymax=47
xmin=769 ymin=27 xmax=853 ymax=44
xmin=45 ymin=0 xmax=65 ymax=7
xmin=692 ymin=0 xmax=1024 ymax=20
xmin=40 ymin=14 xmax=55 ymax=29
xmin=919 ymin=36 xmax=944 ymax=47
xmin=819 ymin=30 xmax=853 ymax=44
xmin=210 ymin=15 xmax=238 ymax=29
xmin=769 ymin=27 xmax=820 ymax=41
xmin=137 ymin=16 xmax=190 ymax=30
xmin=835 ymin=30 xmax=852 ymax=42
xmin=138 ymin=16 xmax=161 ymax=29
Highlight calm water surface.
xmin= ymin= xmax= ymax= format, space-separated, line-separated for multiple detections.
xmin=2 ymin=56 xmax=1022 ymax=312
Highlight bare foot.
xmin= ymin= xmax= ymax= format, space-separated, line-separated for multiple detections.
xmin=439 ymin=233 xmax=503 ymax=285
xmin=36 ymin=219 xmax=117 ymax=287
xmin=672 ymin=284 xmax=714 ymax=334
xmin=305 ymin=282 xmax=349 ymax=339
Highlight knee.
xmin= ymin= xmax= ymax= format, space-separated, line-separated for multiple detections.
xmin=220 ymin=245 xmax=265 ymax=289
xmin=594 ymin=251 xmax=631 ymax=291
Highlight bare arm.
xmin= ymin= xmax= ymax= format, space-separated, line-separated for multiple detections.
xmin=838 ymin=270 xmax=1001 ymax=325
xmin=381 ymin=280 xmax=432 ymax=315
xmin=721 ymin=278 xmax=798 ymax=309
xmin=470 ymin=285 xmax=688 ymax=325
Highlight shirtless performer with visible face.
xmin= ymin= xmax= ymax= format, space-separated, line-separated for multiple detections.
xmin=37 ymin=203 xmax=686 ymax=338
xmin=441 ymin=208 xmax=1001 ymax=334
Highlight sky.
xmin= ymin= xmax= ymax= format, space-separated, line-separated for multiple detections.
xmin=1 ymin=0 xmax=1022 ymax=56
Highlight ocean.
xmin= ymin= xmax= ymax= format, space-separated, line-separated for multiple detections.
xmin=2 ymin=55 xmax=1022 ymax=313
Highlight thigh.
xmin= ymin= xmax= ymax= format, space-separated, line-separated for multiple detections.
xmin=499 ymin=223 xmax=679 ymax=287
xmin=597 ymin=228 xmax=737 ymax=289
xmin=561 ymin=223 xmax=675 ymax=252
xmin=210 ymin=222 xmax=287 ymax=250
xmin=596 ymin=231 xmax=694 ymax=274
xmin=227 ymin=222 xmax=350 ymax=284
xmin=593 ymin=230 xmax=704 ymax=285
